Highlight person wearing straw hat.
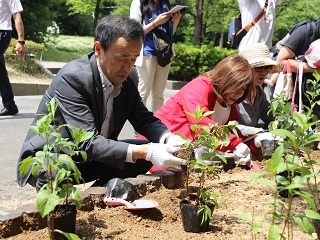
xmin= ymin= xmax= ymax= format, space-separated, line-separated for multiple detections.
xmin=237 ymin=43 xmax=281 ymax=156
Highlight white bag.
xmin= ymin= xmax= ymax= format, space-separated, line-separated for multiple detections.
xmin=273 ymin=60 xmax=294 ymax=100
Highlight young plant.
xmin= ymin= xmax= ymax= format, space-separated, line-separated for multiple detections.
xmin=181 ymin=105 xmax=237 ymax=224
xmin=248 ymin=72 xmax=320 ymax=240
xmin=19 ymin=98 xmax=94 ymax=240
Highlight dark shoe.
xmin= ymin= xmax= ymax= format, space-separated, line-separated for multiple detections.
xmin=0 ymin=106 xmax=19 ymax=116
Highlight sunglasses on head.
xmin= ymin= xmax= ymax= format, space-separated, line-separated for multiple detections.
xmin=254 ymin=65 xmax=273 ymax=73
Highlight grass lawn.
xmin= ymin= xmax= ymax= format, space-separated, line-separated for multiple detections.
xmin=41 ymin=35 xmax=94 ymax=62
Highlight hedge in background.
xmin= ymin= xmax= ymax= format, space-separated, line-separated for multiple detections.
xmin=5 ymin=39 xmax=46 ymax=74
xmin=169 ymin=43 xmax=238 ymax=82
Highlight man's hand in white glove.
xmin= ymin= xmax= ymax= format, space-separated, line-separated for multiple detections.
xmin=254 ymin=132 xmax=281 ymax=148
xmin=165 ymin=134 xmax=186 ymax=147
xmin=194 ymin=146 xmax=210 ymax=160
xmin=146 ymin=143 xmax=188 ymax=168
xmin=233 ymin=143 xmax=251 ymax=164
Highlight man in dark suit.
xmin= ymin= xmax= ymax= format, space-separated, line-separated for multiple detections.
xmin=17 ymin=16 xmax=186 ymax=191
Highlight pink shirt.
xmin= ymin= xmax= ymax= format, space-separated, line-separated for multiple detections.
xmin=154 ymin=76 xmax=242 ymax=152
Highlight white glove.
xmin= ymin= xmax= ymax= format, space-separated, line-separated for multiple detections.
xmin=254 ymin=132 xmax=281 ymax=148
xmin=146 ymin=143 xmax=188 ymax=168
xmin=234 ymin=143 xmax=251 ymax=164
xmin=194 ymin=146 xmax=210 ymax=160
xmin=166 ymin=134 xmax=186 ymax=147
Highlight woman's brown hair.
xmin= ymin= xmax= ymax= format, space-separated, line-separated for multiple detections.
xmin=204 ymin=54 xmax=253 ymax=105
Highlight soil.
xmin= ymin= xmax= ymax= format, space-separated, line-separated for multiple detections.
xmin=4 ymin=69 xmax=319 ymax=239
xmin=4 ymin=150 xmax=320 ymax=240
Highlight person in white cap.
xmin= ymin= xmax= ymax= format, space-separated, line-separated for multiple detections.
xmin=237 ymin=43 xmax=281 ymax=157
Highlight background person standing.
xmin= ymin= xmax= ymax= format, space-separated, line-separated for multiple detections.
xmin=0 ymin=0 xmax=25 ymax=116
xmin=237 ymin=0 xmax=283 ymax=51
xmin=130 ymin=0 xmax=182 ymax=112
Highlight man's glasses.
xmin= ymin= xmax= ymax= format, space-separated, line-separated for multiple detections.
xmin=254 ymin=65 xmax=273 ymax=73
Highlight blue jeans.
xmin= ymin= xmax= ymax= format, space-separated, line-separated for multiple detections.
xmin=0 ymin=30 xmax=16 ymax=109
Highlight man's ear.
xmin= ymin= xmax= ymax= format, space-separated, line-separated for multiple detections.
xmin=94 ymin=41 xmax=101 ymax=58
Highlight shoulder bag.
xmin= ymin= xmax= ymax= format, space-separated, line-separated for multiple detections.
xmin=291 ymin=61 xmax=304 ymax=115
xmin=227 ymin=2 xmax=268 ymax=48
xmin=273 ymin=60 xmax=294 ymax=101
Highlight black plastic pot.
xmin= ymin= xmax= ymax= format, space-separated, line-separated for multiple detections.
xmin=180 ymin=200 xmax=215 ymax=232
xmin=309 ymin=141 xmax=319 ymax=150
xmin=261 ymin=139 xmax=279 ymax=159
xmin=47 ymin=204 xmax=77 ymax=240
xmin=277 ymin=170 xmax=301 ymax=198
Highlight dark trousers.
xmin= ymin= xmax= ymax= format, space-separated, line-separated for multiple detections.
xmin=0 ymin=30 xmax=16 ymax=109
xmin=78 ymin=139 xmax=152 ymax=187
xmin=30 ymin=139 xmax=152 ymax=191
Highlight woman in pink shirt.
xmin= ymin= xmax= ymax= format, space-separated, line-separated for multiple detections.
xmin=155 ymin=54 xmax=252 ymax=152
xmin=139 ymin=54 xmax=258 ymax=170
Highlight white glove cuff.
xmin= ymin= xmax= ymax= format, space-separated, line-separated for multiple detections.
xmin=146 ymin=143 xmax=153 ymax=161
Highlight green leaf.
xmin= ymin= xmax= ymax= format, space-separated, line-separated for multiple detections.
xmin=197 ymin=205 xmax=212 ymax=225
xmin=304 ymin=210 xmax=320 ymax=220
xmin=266 ymin=144 xmax=283 ymax=173
xmin=293 ymin=215 xmax=314 ymax=234
xmin=235 ymin=213 xmax=252 ymax=221
xmin=36 ymin=187 xmax=60 ymax=217
xmin=19 ymin=157 xmax=36 ymax=177
xmin=54 ymin=230 xmax=81 ymax=240
xmin=256 ymin=178 xmax=274 ymax=187
xmin=268 ymin=224 xmax=280 ymax=240
xmin=252 ymin=221 xmax=262 ymax=234
xmin=250 ymin=171 xmax=270 ymax=181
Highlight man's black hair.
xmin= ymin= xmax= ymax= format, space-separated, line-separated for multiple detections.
xmin=95 ymin=16 xmax=145 ymax=52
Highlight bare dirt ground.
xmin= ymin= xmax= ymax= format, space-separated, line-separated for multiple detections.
xmin=5 ymin=152 xmax=320 ymax=240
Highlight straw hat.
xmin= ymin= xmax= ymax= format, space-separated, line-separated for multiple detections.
xmin=239 ymin=43 xmax=281 ymax=73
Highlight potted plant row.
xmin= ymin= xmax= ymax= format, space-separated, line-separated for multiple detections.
xmin=19 ymin=98 xmax=93 ymax=240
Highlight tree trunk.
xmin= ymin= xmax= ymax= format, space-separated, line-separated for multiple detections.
xmin=219 ymin=32 xmax=224 ymax=48
xmin=194 ymin=0 xmax=203 ymax=45
xmin=93 ymin=0 xmax=102 ymax=34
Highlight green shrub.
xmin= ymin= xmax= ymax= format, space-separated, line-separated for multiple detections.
xmin=5 ymin=39 xmax=46 ymax=59
xmin=169 ymin=43 xmax=201 ymax=81
xmin=169 ymin=43 xmax=238 ymax=81
xmin=5 ymin=39 xmax=47 ymax=75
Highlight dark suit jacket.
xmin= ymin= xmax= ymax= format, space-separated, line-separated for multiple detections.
xmin=17 ymin=52 xmax=169 ymax=187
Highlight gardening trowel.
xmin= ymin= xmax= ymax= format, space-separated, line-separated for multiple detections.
xmin=103 ymin=197 xmax=159 ymax=210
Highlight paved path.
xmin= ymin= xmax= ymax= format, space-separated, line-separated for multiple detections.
xmin=0 ymin=89 xmax=178 ymax=211
xmin=38 ymin=60 xmax=66 ymax=69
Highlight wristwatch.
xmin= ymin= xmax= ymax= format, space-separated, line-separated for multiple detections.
xmin=18 ymin=40 xmax=25 ymax=45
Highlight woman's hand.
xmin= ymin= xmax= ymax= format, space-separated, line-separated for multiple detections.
xmin=171 ymin=11 xmax=182 ymax=32
xmin=153 ymin=12 xmax=171 ymax=27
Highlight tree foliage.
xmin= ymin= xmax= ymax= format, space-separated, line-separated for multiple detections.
xmin=17 ymin=0 xmax=60 ymax=42
xmin=17 ymin=0 xmax=320 ymax=47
